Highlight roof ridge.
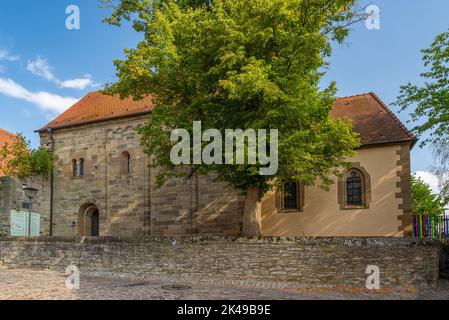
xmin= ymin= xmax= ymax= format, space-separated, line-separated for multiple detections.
xmin=335 ymin=92 xmax=372 ymax=100
xmin=368 ymin=92 xmax=416 ymax=141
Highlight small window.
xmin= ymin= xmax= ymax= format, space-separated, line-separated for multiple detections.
xmin=281 ymin=182 xmax=302 ymax=211
xmin=127 ymin=155 xmax=131 ymax=174
xmin=79 ymin=158 xmax=85 ymax=177
xmin=72 ymin=159 xmax=78 ymax=177
xmin=121 ymin=151 xmax=131 ymax=175
xmin=283 ymin=182 xmax=298 ymax=210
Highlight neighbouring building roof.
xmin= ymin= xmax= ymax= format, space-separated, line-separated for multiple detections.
xmin=0 ymin=128 xmax=14 ymax=146
xmin=0 ymin=128 xmax=15 ymax=176
xmin=39 ymin=91 xmax=415 ymax=147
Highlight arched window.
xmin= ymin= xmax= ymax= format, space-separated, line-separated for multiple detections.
xmin=346 ymin=170 xmax=363 ymax=206
xmin=338 ymin=165 xmax=371 ymax=210
xmin=72 ymin=159 xmax=78 ymax=177
xmin=79 ymin=158 xmax=85 ymax=177
xmin=121 ymin=151 xmax=131 ymax=175
xmin=91 ymin=210 xmax=100 ymax=237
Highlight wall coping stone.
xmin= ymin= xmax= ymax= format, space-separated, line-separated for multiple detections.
xmin=0 ymin=236 xmax=440 ymax=247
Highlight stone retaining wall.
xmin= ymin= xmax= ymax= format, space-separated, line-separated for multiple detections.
xmin=0 ymin=237 xmax=441 ymax=288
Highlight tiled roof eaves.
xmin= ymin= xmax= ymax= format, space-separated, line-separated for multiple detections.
xmin=358 ymin=139 xmax=416 ymax=149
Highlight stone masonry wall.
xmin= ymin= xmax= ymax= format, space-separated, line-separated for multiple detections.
xmin=0 ymin=237 xmax=441 ymax=288
xmin=0 ymin=176 xmax=50 ymax=236
xmin=40 ymin=116 xmax=150 ymax=237
xmin=39 ymin=115 xmax=244 ymax=237
xmin=149 ymin=172 xmax=244 ymax=236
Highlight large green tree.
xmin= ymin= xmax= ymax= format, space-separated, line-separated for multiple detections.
xmin=102 ymin=0 xmax=361 ymax=235
xmin=395 ymin=29 xmax=449 ymax=201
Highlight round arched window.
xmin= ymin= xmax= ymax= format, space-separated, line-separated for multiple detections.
xmin=72 ymin=159 xmax=78 ymax=177
xmin=79 ymin=158 xmax=85 ymax=177
xmin=121 ymin=151 xmax=131 ymax=175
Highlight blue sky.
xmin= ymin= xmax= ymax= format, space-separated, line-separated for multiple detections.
xmin=321 ymin=0 xmax=449 ymax=191
xmin=0 ymin=0 xmax=447 ymax=191
xmin=0 ymin=0 xmax=141 ymax=144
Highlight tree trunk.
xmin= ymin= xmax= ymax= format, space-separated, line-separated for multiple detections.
xmin=242 ymin=186 xmax=262 ymax=237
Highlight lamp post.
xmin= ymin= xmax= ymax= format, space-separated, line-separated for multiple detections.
xmin=23 ymin=186 xmax=38 ymax=237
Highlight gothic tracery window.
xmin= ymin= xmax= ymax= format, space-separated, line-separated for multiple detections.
xmin=345 ymin=169 xmax=364 ymax=207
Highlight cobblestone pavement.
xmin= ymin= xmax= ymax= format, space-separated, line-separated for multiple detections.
xmin=1 ymin=266 xmax=448 ymax=300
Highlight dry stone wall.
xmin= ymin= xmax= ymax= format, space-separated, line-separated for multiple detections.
xmin=0 ymin=236 xmax=440 ymax=288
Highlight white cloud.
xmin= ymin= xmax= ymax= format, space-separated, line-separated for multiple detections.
xmin=59 ymin=74 xmax=96 ymax=90
xmin=0 ymin=78 xmax=78 ymax=113
xmin=415 ymin=171 xmax=440 ymax=194
xmin=0 ymin=50 xmax=19 ymax=62
xmin=27 ymin=56 xmax=56 ymax=81
xmin=27 ymin=56 xmax=97 ymax=90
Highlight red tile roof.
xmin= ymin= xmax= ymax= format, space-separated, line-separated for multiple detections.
xmin=0 ymin=128 xmax=15 ymax=176
xmin=40 ymin=92 xmax=154 ymax=131
xmin=40 ymin=91 xmax=415 ymax=147
xmin=331 ymin=92 xmax=415 ymax=146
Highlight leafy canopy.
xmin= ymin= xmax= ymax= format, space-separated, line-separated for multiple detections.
xmin=395 ymin=30 xmax=449 ymax=148
xmin=0 ymin=133 xmax=52 ymax=178
xmin=394 ymin=30 xmax=449 ymax=199
xmin=411 ymin=175 xmax=447 ymax=216
xmin=102 ymin=0 xmax=360 ymax=196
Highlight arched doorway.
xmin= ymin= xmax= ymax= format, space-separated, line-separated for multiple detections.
xmin=78 ymin=204 xmax=100 ymax=236
xmin=91 ymin=210 xmax=99 ymax=237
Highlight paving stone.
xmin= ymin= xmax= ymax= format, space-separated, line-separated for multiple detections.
xmin=1 ymin=266 xmax=448 ymax=300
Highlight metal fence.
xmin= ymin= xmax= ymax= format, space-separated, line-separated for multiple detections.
xmin=413 ymin=213 xmax=449 ymax=242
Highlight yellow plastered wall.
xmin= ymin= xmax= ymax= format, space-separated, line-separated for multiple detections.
xmin=261 ymin=144 xmax=405 ymax=237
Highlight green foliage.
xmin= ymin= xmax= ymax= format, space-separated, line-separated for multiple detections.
xmin=0 ymin=133 xmax=52 ymax=178
xmin=102 ymin=0 xmax=361 ymax=196
xmin=395 ymin=30 xmax=449 ymax=148
xmin=411 ymin=175 xmax=447 ymax=216
xmin=31 ymin=147 xmax=52 ymax=176
xmin=394 ymin=29 xmax=449 ymax=200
